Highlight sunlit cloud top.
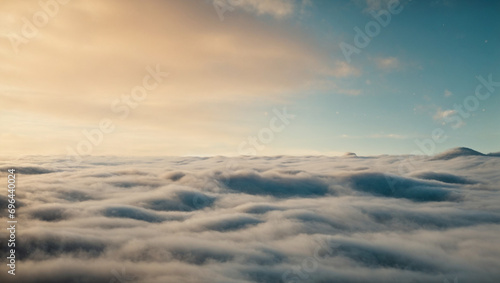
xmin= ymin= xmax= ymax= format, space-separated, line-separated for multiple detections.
xmin=1 ymin=0 xmax=498 ymax=156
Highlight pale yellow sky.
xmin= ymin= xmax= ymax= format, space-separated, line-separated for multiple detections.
xmin=0 ymin=0 xmax=359 ymax=156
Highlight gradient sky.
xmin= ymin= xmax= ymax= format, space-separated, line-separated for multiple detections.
xmin=1 ymin=0 xmax=499 ymax=156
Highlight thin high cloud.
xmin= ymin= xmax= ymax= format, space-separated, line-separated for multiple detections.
xmin=374 ymin=56 xmax=399 ymax=70
xmin=1 ymin=152 xmax=499 ymax=282
xmin=225 ymin=0 xmax=296 ymax=18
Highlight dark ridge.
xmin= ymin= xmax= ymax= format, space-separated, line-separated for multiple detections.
xmin=411 ymin=172 xmax=477 ymax=184
xmin=0 ymin=166 xmax=55 ymax=175
xmin=107 ymin=180 xmax=160 ymax=188
xmin=319 ymin=240 xmax=441 ymax=273
xmin=345 ymin=172 xmax=458 ymax=202
xmin=17 ymin=233 xmax=106 ymax=259
xmin=343 ymin=152 xmax=358 ymax=157
xmin=164 ymin=171 xmax=186 ymax=181
xmin=202 ymin=216 xmax=262 ymax=232
xmin=241 ymin=204 xmax=282 ymax=214
xmin=223 ymin=172 xmax=329 ymax=198
xmin=58 ymin=190 xmax=94 ymax=202
xmin=142 ymin=191 xmax=215 ymax=212
xmin=29 ymin=207 xmax=69 ymax=222
xmin=103 ymin=206 xmax=166 ymax=223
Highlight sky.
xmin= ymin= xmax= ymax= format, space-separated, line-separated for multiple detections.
xmin=1 ymin=0 xmax=499 ymax=157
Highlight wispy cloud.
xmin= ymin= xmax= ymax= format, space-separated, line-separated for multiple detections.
xmin=341 ymin=133 xmax=408 ymax=139
xmin=434 ymin=108 xmax=456 ymax=120
xmin=354 ymin=0 xmax=409 ymax=13
xmin=374 ymin=56 xmax=399 ymax=70
xmin=230 ymin=0 xmax=296 ymax=18
xmin=433 ymin=107 xmax=465 ymax=128
xmin=329 ymin=61 xmax=362 ymax=77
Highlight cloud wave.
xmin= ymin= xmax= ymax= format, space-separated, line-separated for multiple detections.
xmin=1 ymin=153 xmax=499 ymax=282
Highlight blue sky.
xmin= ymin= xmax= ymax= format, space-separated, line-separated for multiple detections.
xmin=1 ymin=0 xmax=498 ymax=156
xmin=270 ymin=0 xmax=500 ymax=155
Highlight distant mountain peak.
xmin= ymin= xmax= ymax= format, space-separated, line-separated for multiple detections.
xmin=432 ymin=147 xmax=485 ymax=160
xmin=343 ymin=152 xmax=358 ymax=157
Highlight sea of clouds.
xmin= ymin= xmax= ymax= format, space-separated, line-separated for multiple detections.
xmin=1 ymin=149 xmax=499 ymax=282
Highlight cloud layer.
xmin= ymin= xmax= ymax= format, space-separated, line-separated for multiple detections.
xmin=1 ymin=153 xmax=500 ymax=282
